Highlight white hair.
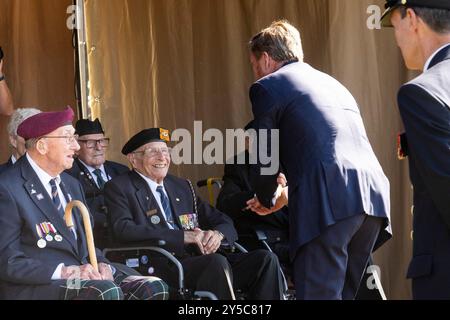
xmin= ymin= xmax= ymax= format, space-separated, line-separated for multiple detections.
xmin=7 ymin=108 xmax=42 ymax=137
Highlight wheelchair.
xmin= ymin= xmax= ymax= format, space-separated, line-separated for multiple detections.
xmin=197 ymin=178 xmax=294 ymax=300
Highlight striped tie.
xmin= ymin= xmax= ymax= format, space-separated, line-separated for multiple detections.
xmin=156 ymin=186 xmax=178 ymax=229
xmin=93 ymin=169 xmax=106 ymax=189
xmin=49 ymin=179 xmax=64 ymax=216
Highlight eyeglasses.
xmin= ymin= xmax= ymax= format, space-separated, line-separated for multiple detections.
xmin=40 ymin=134 xmax=79 ymax=145
xmin=77 ymin=138 xmax=110 ymax=149
xmin=133 ymin=147 xmax=172 ymax=158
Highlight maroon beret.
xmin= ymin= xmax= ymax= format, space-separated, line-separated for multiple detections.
xmin=17 ymin=106 xmax=75 ymax=140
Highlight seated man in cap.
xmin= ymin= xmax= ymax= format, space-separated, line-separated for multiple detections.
xmin=0 ymin=108 xmax=41 ymax=175
xmin=104 ymin=128 xmax=284 ymax=300
xmin=66 ymin=119 xmax=129 ymax=249
xmin=0 ymin=107 xmax=168 ymax=300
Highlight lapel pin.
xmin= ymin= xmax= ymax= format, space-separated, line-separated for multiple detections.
xmin=176 ymin=198 xmax=180 ymax=202
xmin=151 ymin=215 xmax=161 ymax=225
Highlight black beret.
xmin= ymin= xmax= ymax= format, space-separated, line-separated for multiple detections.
xmin=381 ymin=0 xmax=450 ymax=27
xmin=75 ymin=118 xmax=105 ymax=136
xmin=122 ymin=128 xmax=171 ymax=155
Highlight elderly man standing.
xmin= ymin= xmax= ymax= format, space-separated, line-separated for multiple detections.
xmin=66 ymin=119 xmax=129 ymax=249
xmin=104 ymin=128 xmax=283 ymax=300
xmin=381 ymin=0 xmax=450 ymax=299
xmin=0 ymin=107 xmax=168 ymax=300
xmin=0 ymin=108 xmax=41 ymax=175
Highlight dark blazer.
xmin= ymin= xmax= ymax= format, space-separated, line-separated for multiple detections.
xmin=0 ymin=157 xmax=13 ymax=175
xmin=0 ymin=156 xmax=108 ymax=299
xmin=398 ymin=45 xmax=450 ymax=299
xmin=217 ymin=151 xmax=289 ymax=236
xmin=104 ymin=171 xmax=238 ymax=257
xmin=249 ymin=61 xmax=391 ymax=259
xmin=65 ymin=158 xmax=129 ymax=248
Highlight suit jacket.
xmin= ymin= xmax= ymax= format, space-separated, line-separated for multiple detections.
xmin=249 ymin=61 xmax=391 ymax=259
xmin=397 ymin=45 xmax=450 ymax=287
xmin=0 ymin=157 xmax=13 ymax=175
xmin=217 ymin=151 xmax=289 ymax=236
xmin=104 ymin=171 xmax=238 ymax=258
xmin=0 ymin=156 xmax=108 ymax=299
xmin=65 ymin=158 xmax=129 ymax=248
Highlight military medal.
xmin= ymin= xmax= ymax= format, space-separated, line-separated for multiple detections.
xmin=151 ymin=215 xmax=161 ymax=225
xmin=37 ymin=239 xmax=47 ymax=249
xmin=35 ymin=225 xmax=46 ymax=249
xmin=179 ymin=213 xmax=199 ymax=231
xmin=55 ymin=235 xmax=63 ymax=242
xmin=42 ymin=223 xmax=53 ymax=242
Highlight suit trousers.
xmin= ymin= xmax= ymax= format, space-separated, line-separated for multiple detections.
xmin=170 ymin=249 xmax=283 ymax=300
xmin=294 ymin=214 xmax=383 ymax=300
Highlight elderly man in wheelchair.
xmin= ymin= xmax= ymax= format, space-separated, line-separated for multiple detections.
xmin=104 ymin=128 xmax=284 ymax=300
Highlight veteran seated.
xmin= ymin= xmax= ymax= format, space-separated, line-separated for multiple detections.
xmin=66 ymin=118 xmax=129 ymax=249
xmin=104 ymin=128 xmax=284 ymax=300
xmin=0 ymin=107 xmax=168 ymax=300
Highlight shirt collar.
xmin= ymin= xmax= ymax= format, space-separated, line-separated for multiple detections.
xmin=135 ymin=170 xmax=165 ymax=194
xmin=26 ymin=153 xmax=61 ymax=187
xmin=11 ymin=155 xmax=17 ymax=164
xmin=424 ymin=43 xmax=450 ymax=71
xmin=78 ymin=159 xmax=105 ymax=176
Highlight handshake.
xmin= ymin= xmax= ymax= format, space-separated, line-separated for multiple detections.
xmin=245 ymin=173 xmax=289 ymax=216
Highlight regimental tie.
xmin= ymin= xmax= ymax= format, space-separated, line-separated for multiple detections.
xmin=93 ymin=169 xmax=106 ymax=189
xmin=49 ymin=178 xmax=77 ymax=240
xmin=50 ymin=179 xmax=64 ymax=216
xmin=156 ymin=186 xmax=178 ymax=230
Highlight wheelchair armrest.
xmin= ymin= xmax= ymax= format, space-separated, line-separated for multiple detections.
xmin=219 ymin=241 xmax=248 ymax=254
xmin=103 ymin=245 xmax=185 ymax=293
xmin=254 ymin=229 xmax=268 ymax=241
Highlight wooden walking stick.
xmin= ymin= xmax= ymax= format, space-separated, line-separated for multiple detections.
xmin=64 ymin=200 xmax=98 ymax=272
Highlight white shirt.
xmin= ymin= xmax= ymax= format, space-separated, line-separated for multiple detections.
xmin=11 ymin=155 xmax=17 ymax=164
xmin=135 ymin=171 xmax=175 ymax=229
xmin=78 ymin=159 xmax=110 ymax=188
xmin=423 ymin=43 xmax=450 ymax=71
xmin=26 ymin=153 xmax=68 ymax=209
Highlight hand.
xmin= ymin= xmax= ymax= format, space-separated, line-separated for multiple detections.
xmin=245 ymin=196 xmax=273 ymax=216
xmin=98 ymin=263 xmax=114 ymax=281
xmin=246 ymin=186 xmax=288 ymax=216
xmin=184 ymin=228 xmax=206 ymax=255
xmin=277 ymin=173 xmax=287 ymax=187
xmin=200 ymin=230 xmax=223 ymax=255
xmin=61 ymin=264 xmax=102 ymax=280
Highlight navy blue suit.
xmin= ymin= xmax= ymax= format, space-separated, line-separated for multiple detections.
xmin=0 ymin=156 xmax=110 ymax=299
xmin=398 ymin=45 xmax=450 ymax=299
xmin=65 ymin=158 xmax=129 ymax=249
xmin=249 ymin=61 xmax=391 ymax=299
xmin=0 ymin=157 xmax=13 ymax=175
